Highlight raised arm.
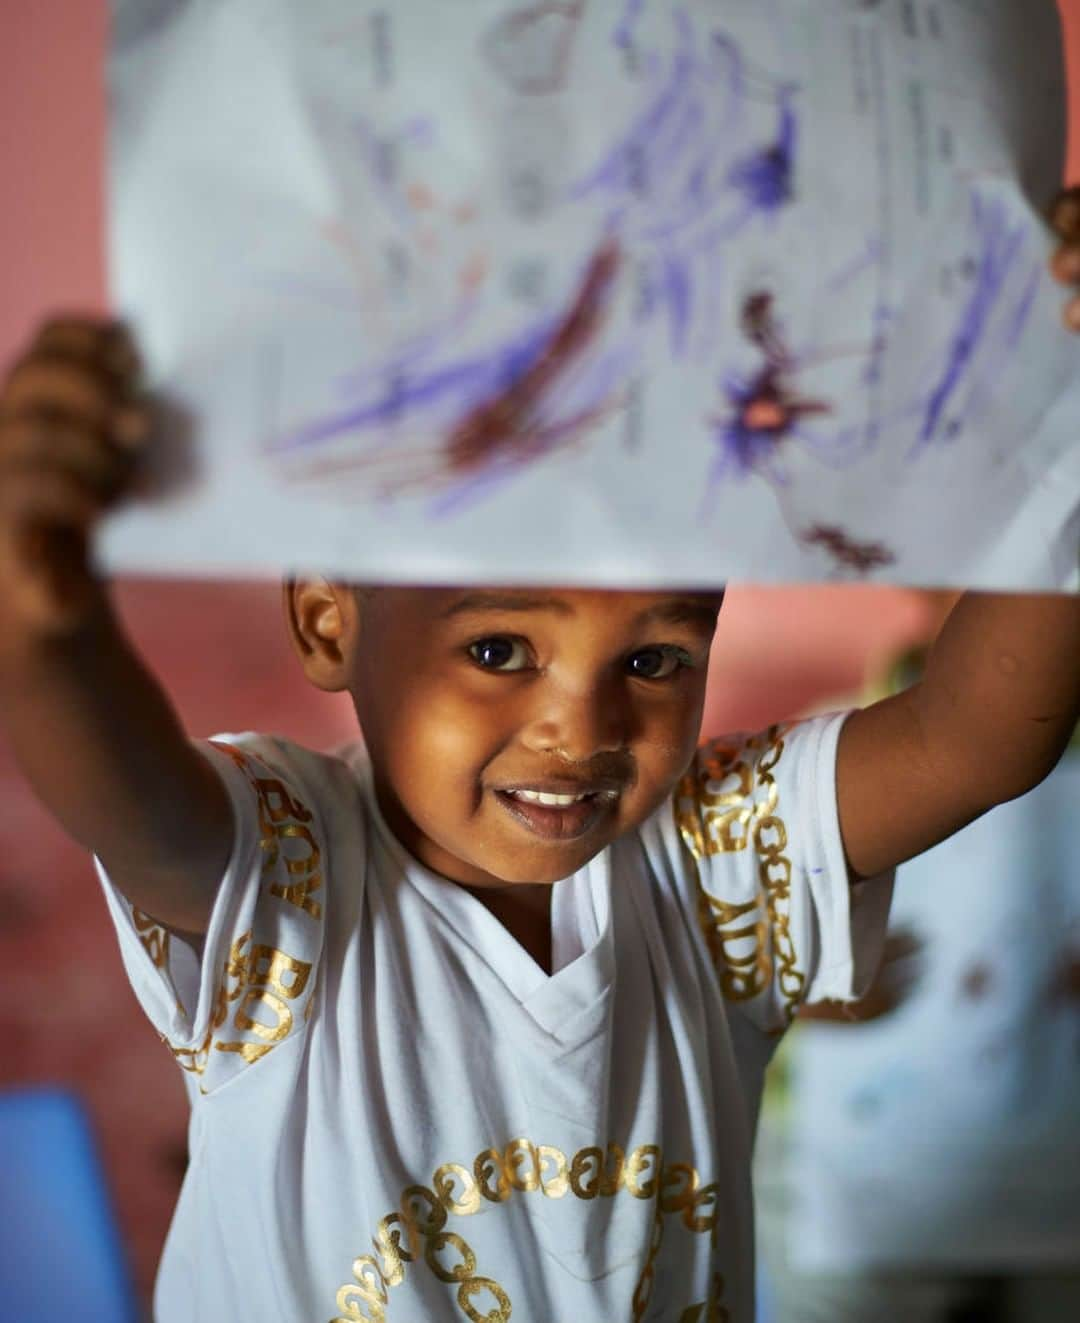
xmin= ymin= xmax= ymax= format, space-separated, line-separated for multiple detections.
xmin=837 ymin=591 xmax=1080 ymax=880
xmin=837 ymin=191 xmax=1080 ymax=881
xmin=0 ymin=318 xmax=231 ymax=935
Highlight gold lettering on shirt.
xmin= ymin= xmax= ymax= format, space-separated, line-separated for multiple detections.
xmin=132 ymin=907 xmax=187 ymax=1017
xmin=674 ymin=725 xmax=805 ymax=1022
xmin=150 ymin=744 xmax=325 ymax=1088
xmin=212 ymin=741 xmax=325 ymax=920
xmin=213 ymin=935 xmax=312 ymax=1064
xmin=329 ymin=1139 xmax=729 ymax=1323
xmin=160 ymin=932 xmax=313 ymax=1078
xmin=132 ymin=907 xmax=169 ymax=968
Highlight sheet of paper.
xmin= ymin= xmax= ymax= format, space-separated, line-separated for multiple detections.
xmin=786 ymin=758 xmax=1080 ymax=1270
xmin=106 ymin=0 xmax=1080 ymax=587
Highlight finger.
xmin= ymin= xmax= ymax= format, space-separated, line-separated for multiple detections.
xmin=1 ymin=353 xmax=126 ymax=435
xmin=0 ymin=415 xmax=136 ymax=497
xmin=33 ymin=318 xmax=143 ymax=384
xmin=0 ymin=469 xmax=104 ymax=532
xmin=1065 ymin=295 xmax=1080 ymax=333
xmin=1050 ymin=243 xmax=1080 ymax=285
xmin=1049 ymin=187 xmax=1080 ymax=242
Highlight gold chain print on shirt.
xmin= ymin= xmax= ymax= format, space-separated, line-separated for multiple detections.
xmin=330 ymin=1139 xmax=731 ymax=1322
xmin=674 ymin=724 xmax=805 ymax=1024
xmin=138 ymin=742 xmax=324 ymax=1091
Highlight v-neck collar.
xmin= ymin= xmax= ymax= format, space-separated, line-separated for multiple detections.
xmin=356 ymin=752 xmax=615 ymax=1034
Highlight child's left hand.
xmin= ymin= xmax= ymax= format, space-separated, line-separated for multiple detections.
xmin=1049 ymin=186 xmax=1080 ymax=331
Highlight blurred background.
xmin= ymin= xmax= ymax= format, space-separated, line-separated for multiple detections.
xmin=1 ymin=3 xmax=1079 ymax=1317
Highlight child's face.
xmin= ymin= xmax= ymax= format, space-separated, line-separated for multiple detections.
xmin=344 ymin=586 xmax=720 ymax=889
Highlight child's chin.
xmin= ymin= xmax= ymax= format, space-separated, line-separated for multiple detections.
xmin=487 ymin=843 xmax=606 ymax=886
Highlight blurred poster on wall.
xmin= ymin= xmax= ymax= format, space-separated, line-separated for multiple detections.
xmin=789 ymin=756 xmax=1080 ymax=1269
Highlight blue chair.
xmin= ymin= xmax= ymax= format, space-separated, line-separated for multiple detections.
xmin=0 ymin=1087 xmax=140 ymax=1322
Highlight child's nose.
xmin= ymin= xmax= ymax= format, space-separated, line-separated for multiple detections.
xmin=520 ymin=681 xmax=629 ymax=762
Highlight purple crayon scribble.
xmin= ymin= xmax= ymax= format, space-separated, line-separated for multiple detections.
xmin=427 ymin=348 xmax=632 ymax=519
xmin=571 ymin=15 xmax=796 ymax=243
xmin=275 ymin=237 xmax=628 ymax=513
xmin=613 ymin=0 xmax=647 ymax=50
xmin=571 ymin=12 xmax=704 ymax=200
xmin=934 ymin=255 xmax=1042 ymax=446
xmin=566 ymin=13 xmax=800 ymax=363
xmin=662 ymin=252 xmax=693 ymax=356
xmin=640 ymin=86 xmax=798 ymax=247
xmin=725 ymin=90 xmax=797 ymax=214
xmin=274 ymin=321 xmax=554 ymax=455
xmin=916 ymin=192 xmax=1029 ymax=449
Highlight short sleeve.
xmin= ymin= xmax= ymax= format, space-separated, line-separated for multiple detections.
xmin=672 ymin=712 xmax=893 ymax=1035
xmin=96 ymin=734 xmax=331 ymax=1097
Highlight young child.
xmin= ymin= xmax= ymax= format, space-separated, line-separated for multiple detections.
xmin=1 ymin=197 xmax=1079 ymax=1323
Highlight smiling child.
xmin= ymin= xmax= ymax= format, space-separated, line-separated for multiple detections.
xmin=0 ymin=199 xmax=1079 ymax=1323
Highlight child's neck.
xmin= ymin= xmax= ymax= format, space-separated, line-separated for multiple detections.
xmin=464 ymin=882 xmax=553 ymax=975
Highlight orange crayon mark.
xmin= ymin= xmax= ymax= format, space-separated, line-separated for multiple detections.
xmin=459 ymin=252 xmax=489 ymax=294
xmin=742 ymin=398 xmax=788 ymax=432
xmin=406 ymin=181 xmax=437 ymax=210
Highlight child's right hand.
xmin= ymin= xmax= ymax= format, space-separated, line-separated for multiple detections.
xmin=0 ymin=317 xmax=148 ymax=637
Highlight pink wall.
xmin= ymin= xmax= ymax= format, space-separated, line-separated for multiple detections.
xmin=0 ymin=2 xmax=1076 ymax=1306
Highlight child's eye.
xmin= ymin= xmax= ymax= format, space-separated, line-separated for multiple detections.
xmin=467 ymin=636 xmax=531 ymax=672
xmin=626 ymin=646 xmax=691 ymax=680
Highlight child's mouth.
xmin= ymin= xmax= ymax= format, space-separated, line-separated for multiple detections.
xmin=493 ymin=788 xmax=617 ymax=841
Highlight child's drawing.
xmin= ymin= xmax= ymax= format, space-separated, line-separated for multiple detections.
xmin=258 ymin=0 xmax=1046 ymax=550
xmin=480 ymin=1 xmax=587 ymax=96
xmin=266 ymin=6 xmax=807 ymax=519
xmin=800 ymin=524 xmax=896 ymax=574
xmin=107 ymin=0 xmax=1076 ymax=587
xmin=910 ymin=190 xmax=1042 ymax=455
xmin=707 ymin=290 xmax=836 ymax=488
xmin=270 ymin=238 xmax=632 ymax=517
xmin=569 ymin=22 xmax=799 ymax=250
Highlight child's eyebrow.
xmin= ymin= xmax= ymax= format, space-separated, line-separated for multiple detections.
xmin=440 ymin=593 xmax=719 ymax=631
xmin=638 ymin=600 xmax=721 ymax=632
xmin=440 ymin=593 xmax=573 ymax=619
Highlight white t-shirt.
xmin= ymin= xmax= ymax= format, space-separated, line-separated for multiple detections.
xmin=98 ymin=712 xmax=890 ymax=1323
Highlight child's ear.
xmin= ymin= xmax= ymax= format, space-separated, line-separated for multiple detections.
xmin=282 ymin=577 xmax=357 ymax=692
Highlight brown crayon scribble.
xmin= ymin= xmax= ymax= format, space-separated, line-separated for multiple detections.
xmin=802 ymin=524 xmax=896 ymax=574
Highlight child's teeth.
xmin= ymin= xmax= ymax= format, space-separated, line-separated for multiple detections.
xmin=511 ymin=789 xmax=589 ymax=806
